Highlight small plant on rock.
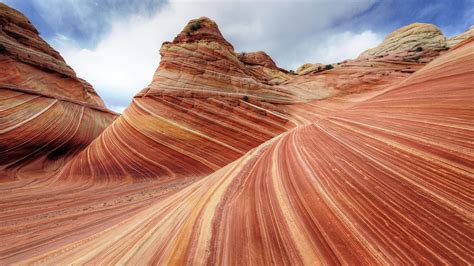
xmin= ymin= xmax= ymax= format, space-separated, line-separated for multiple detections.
xmin=190 ymin=22 xmax=202 ymax=31
xmin=0 ymin=43 xmax=6 ymax=54
xmin=243 ymin=95 xmax=249 ymax=102
xmin=415 ymin=46 xmax=423 ymax=52
xmin=324 ymin=64 xmax=334 ymax=70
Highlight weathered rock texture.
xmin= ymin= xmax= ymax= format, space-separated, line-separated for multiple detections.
xmin=361 ymin=23 xmax=447 ymax=56
xmin=1 ymin=36 xmax=472 ymax=265
xmin=295 ymin=63 xmax=325 ymax=75
xmin=58 ymin=17 xmax=296 ymax=182
xmin=0 ymin=3 xmax=116 ymax=179
xmin=0 ymin=5 xmax=472 ymax=265
xmin=447 ymin=25 xmax=474 ymax=47
xmin=288 ymin=23 xmax=452 ymax=101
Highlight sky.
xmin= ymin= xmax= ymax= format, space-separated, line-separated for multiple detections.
xmin=1 ymin=0 xmax=473 ymax=113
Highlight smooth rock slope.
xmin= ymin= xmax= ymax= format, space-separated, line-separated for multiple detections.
xmin=0 ymin=5 xmax=472 ymax=265
xmin=1 ymin=36 xmax=472 ymax=265
xmin=0 ymin=3 xmax=116 ymax=180
xmin=59 ymin=17 xmax=297 ymax=182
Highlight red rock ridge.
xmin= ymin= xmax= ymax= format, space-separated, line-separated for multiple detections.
xmin=0 ymin=3 xmax=116 ymax=180
xmin=59 ymin=17 xmax=297 ymax=182
xmin=58 ymin=19 xmax=466 ymax=183
xmin=0 ymin=35 xmax=471 ymax=266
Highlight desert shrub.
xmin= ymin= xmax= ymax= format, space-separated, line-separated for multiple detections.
xmin=0 ymin=44 xmax=6 ymax=54
xmin=324 ymin=64 xmax=334 ymax=70
xmin=243 ymin=95 xmax=249 ymax=102
xmin=190 ymin=22 xmax=202 ymax=31
xmin=415 ymin=46 xmax=423 ymax=52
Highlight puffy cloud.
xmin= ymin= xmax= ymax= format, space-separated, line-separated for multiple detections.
xmin=50 ymin=0 xmax=379 ymax=111
xmin=295 ymin=30 xmax=382 ymax=69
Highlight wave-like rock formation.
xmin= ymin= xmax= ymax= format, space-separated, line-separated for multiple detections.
xmin=59 ymin=21 xmax=462 ymax=183
xmin=1 ymin=36 xmax=472 ymax=265
xmin=58 ymin=17 xmax=298 ymax=182
xmin=361 ymin=23 xmax=447 ymax=56
xmin=295 ymin=63 xmax=325 ymax=75
xmin=290 ymin=23 xmax=454 ymax=100
xmin=447 ymin=25 xmax=474 ymax=47
xmin=0 ymin=4 xmax=472 ymax=264
xmin=0 ymin=3 xmax=116 ymax=179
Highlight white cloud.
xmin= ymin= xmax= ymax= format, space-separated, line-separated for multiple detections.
xmin=294 ymin=30 xmax=382 ymax=69
xmin=51 ymin=0 xmax=380 ymax=109
xmin=109 ymin=105 xmax=126 ymax=113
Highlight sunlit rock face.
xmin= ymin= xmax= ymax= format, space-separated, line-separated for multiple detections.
xmin=2 ymin=35 xmax=472 ymax=265
xmin=57 ymin=20 xmax=465 ymax=184
xmin=0 ymin=3 xmax=116 ymax=179
xmin=288 ymin=23 xmax=454 ymax=100
xmin=59 ymin=17 xmax=297 ymax=182
xmin=295 ymin=63 xmax=325 ymax=75
xmin=360 ymin=23 xmax=447 ymax=56
xmin=447 ymin=25 xmax=474 ymax=47
xmin=0 ymin=3 xmax=472 ymax=265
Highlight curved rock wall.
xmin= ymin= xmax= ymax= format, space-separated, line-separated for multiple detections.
xmin=0 ymin=3 xmax=116 ymax=179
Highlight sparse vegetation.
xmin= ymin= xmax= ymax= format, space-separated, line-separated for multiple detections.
xmin=190 ymin=22 xmax=202 ymax=31
xmin=0 ymin=43 xmax=6 ymax=54
xmin=243 ymin=95 xmax=249 ymax=102
xmin=415 ymin=46 xmax=423 ymax=52
xmin=324 ymin=64 xmax=334 ymax=70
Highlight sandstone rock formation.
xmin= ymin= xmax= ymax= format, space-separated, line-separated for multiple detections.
xmin=0 ymin=4 xmax=472 ymax=265
xmin=1 ymin=35 xmax=472 ymax=265
xmin=58 ymin=17 xmax=296 ymax=182
xmin=447 ymin=25 xmax=474 ymax=47
xmin=360 ymin=23 xmax=447 ymax=56
xmin=295 ymin=63 xmax=325 ymax=75
xmin=0 ymin=3 xmax=116 ymax=179
xmin=237 ymin=51 xmax=290 ymax=85
xmin=288 ymin=23 xmax=453 ymax=101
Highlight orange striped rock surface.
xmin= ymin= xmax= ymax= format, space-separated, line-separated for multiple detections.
xmin=0 ymin=3 xmax=116 ymax=180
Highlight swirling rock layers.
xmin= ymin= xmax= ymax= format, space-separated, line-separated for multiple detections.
xmin=0 ymin=3 xmax=116 ymax=179
xmin=0 ymin=5 xmax=472 ymax=265
xmin=59 ymin=17 xmax=296 ymax=182
xmin=1 ymin=36 xmax=471 ymax=265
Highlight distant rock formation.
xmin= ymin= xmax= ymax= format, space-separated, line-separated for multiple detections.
xmin=0 ymin=3 xmax=116 ymax=179
xmin=295 ymin=63 xmax=325 ymax=75
xmin=59 ymin=18 xmax=465 ymax=183
xmin=447 ymin=25 xmax=474 ymax=47
xmin=59 ymin=17 xmax=296 ymax=182
xmin=0 ymin=3 xmax=472 ymax=264
xmin=237 ymin=51 xmax=290 ymax=85
xmin=2 ymin=15 xmax=472 ymax=264
xmin=360 ymin=23 xmax=446 ymax=56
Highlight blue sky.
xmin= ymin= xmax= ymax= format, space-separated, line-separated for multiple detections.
xmin=1 ymin=0 xmax=472 ymax=112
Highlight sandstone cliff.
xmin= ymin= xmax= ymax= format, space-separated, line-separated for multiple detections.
xmin=447 ymin=25 xmax=474 ymax=47
xmin=0 ymin=4 xmax=472 ymax=265
xmin=59 ymin=17 xmax=296 ymax=182
xmin=0 ymin=3 xmax=116 ymax=179
xmin=360 ymin=23 xmax=447 ymax=56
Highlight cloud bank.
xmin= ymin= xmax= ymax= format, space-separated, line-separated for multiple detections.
xmin=50 ymin=0 xmax=379 ymax=112
xmin=3 ymin=0 xmax=472 ymax=112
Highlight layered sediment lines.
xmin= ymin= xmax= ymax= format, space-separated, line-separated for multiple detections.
xmin=1 ymin=4 xmax=473 ymax=263
xmin=59 ymin=17 xmax=296 ymax=182
xmin=289 ymin=23 xmax=451 ymax=100
xmin=0 ymin=3 xmax=116 ymax=179
xmin=1 ymin=35 xmax=472 ymax=264
xmin=59 ymin=20 xmax=456 ymax=183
